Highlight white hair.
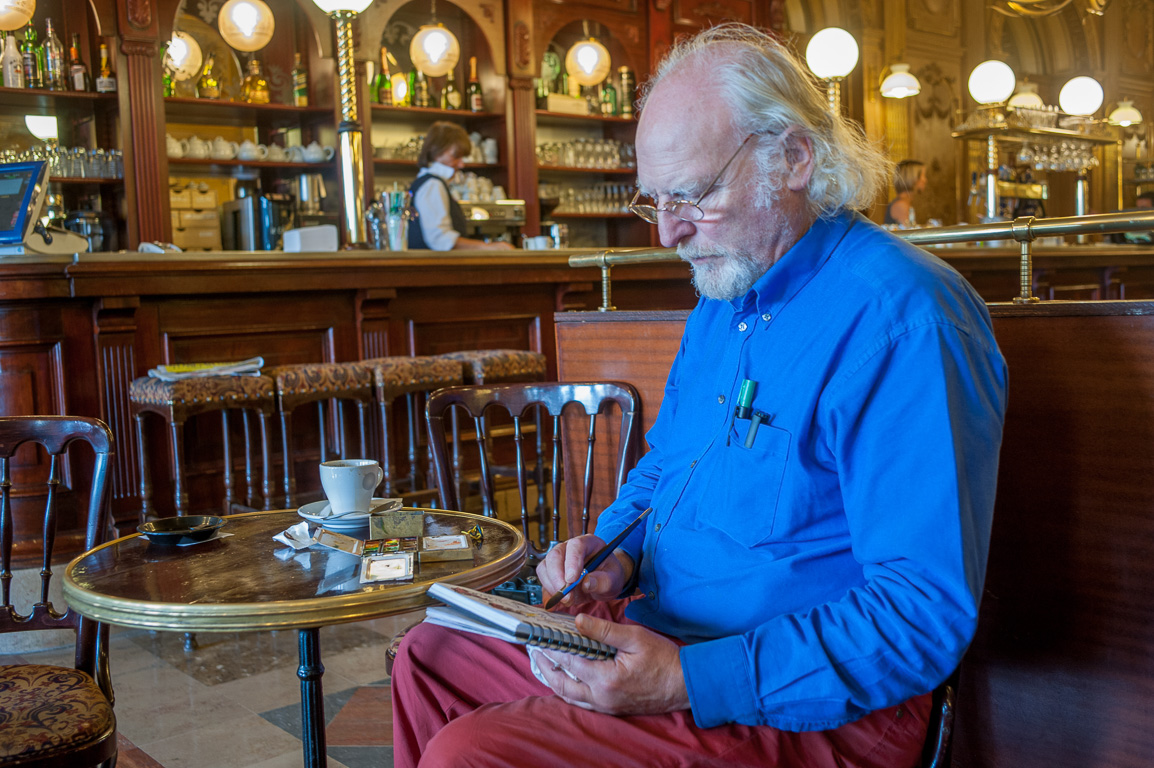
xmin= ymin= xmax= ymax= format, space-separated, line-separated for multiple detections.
xmin=639 ymin=24 xmax=891 ymax=218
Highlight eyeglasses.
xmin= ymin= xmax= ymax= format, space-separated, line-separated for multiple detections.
xmin=628 ymin=133 xmax=757 ymax=224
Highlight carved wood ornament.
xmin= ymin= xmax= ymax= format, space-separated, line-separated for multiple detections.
xmin=128 ymin=0 xmax=153 ymax=29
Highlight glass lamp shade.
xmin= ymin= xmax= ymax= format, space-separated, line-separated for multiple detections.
xmin=218 ymin=0 xmax=275 ymax=52
xmin=0 ymin=0 xmax=34 ymax=32
xmin=967 ymin=60 xmax=1015 ymax=105
xmin=311 ymin=0 xmax=372 ymax=13
xmin=24 ymin=115 xmax=57 ymax=143
xmin=1108 ymin=99 xmax=1143 ymax=127
xmin=880 ymin=64 xmax=920 ymax=99
xmin=410 ymin=24 xmax=460 ymax=78
xmin=1007 ymin=81 xmax=1045 ymax=109
xmin=1058 ymin=76 xmax=1104 ymax=116
xmin=165 ymin=32 xmax=203 ymax=82
xmin=565 ymin=39 xmax=611 ymax=87
xmin=805 ymin=28 xmax=858 ymax=80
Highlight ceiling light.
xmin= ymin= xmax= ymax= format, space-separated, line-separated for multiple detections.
xmin=219 ymin=0 xmax=275 ymax=52
xmin=410 ymin=24 xmax=460 ymax=78
xmin=968 ymin=60 xmax=1016 ymax=105
xmin=0 ymin=0 xmax=34 ymax=32
xmin=565 ymin=38 xmax=611 ymax=87
xmin=880 ymin=64 xmax=920 ymax=99
xmin=1008 ymin=81 xmax=1045 ymax=109
xmin=805 ymin=28 xmax=859 ymax=80
xmin=1058 ymin=76 xmax=1104 ymax=116
xmin=1108 ymin=99 xmax=1142 ymax=127
xmin=165 ymin=32 xmax=203 ymax=82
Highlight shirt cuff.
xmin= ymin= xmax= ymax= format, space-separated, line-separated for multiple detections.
xmin=680 ymin=635 xmax=759 ymax=728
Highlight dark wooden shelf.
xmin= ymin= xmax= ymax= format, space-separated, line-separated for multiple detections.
xmin=535 ymin=110 xmax=635 ymax=126
xmin=0 ymin=86 xmax=118 ymax=110
xmin=52 ymin=177 xmax=124 ymax=185
xmin=537 ymin=165 xmax=635 ymax=175
xmin=164 ymin=98 xmax=334 ymax=125
xmin=371 ymin=159 xmax=502 ymax=171
xmin=549 ymin=212 xmax=635 ymax=219
xmin=166 ymin=157 xmax=335 ymax=170
xmin=370 ymin=104 xmax=503 ymax=120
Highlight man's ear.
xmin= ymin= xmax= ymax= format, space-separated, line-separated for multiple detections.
xmin=783 ymin=132 xmax=815 ymax=192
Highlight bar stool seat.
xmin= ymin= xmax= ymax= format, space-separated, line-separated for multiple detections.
xmin=437 ymin=349 xmax=547 ymax=385
xmin=265 ymin=362 xmax=376 ymax=508
xmin=129 ymin=374 xmax=276 ymax=519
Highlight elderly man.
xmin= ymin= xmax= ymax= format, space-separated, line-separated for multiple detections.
xmin=391 ymin=24 xmax=1007 ymax=768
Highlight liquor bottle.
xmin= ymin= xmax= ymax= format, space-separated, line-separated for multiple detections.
xmin=21 ymin=23 xmax=41 ymax=89
xmin=161 ymin=65 xmax=174 ymax=97
xmin=43 ymin=18 xmax=65 ymax=90
xmin=406 ymin=65 xmax=418 ymax=108
xmin=292 ymin=52 xmax=308 ymax=106
xmin=466 ymin=56 xmax=483 ymax=112
xmin=599 ymin=79 xmax=617 ymax=117
xmin=95 ymin=43 xmax=116 ymax=93
xmin=2 ymin=32 xmax=24 ymax=88
xmin=196 ymin=52 xmax=219 ymax=99
xmin=69 ymin=34 xmax=90 ymax=91
xmin=440 ymin=72 xmax=461 ymax=110
xmin=372 ymin=47 xmax=391 ymax=105
xmin=413 ymin=69 xmax=430 ymax=108
xmin=618 ymin=66 xmax=634 ymax=118
xmin=241 ymin=58 xmax=270 ymax=104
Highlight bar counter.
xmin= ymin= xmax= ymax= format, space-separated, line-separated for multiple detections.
xmin=3 ymin=242 xmax=1153 ymax=558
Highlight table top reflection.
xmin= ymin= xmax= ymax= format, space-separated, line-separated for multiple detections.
xmin=62 ymin=508 xmax=526 ymax=632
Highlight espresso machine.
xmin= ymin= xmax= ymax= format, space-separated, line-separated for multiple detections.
xmin=457 ymin=200 xmax=526 ymax=243
xmin=221 ymin=191 xmax=295 ymax=250
xmin=294 ymin=172 xmax=340 ymax=230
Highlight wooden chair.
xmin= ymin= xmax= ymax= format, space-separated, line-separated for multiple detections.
xmin=920 ymin=668 xmax=959 ymax=768
xmin=0 ymin=416 xmax=117 ymax=768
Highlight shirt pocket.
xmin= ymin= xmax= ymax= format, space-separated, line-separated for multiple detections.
xmin=700 ymin=421 xmax=791 ymax=548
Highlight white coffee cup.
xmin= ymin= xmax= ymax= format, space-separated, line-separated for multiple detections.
xmin=318 ymin=459 xmax=384 ymax=515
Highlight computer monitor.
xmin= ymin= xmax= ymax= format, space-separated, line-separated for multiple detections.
xmin=0 ymin=161 xmax=48 ymax=247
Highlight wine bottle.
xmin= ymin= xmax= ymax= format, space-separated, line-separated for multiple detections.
xmin=95 ymin=42 xmax=116 ymax=93
xmin=292 ymin=52 xmax=308 ymax=106
xmin=69 ymin=33 xmax=90 ymax=91
xmin=2 ymin=32 xmax=25 ymax=88
xmin=618 ymin=66 xmax=634 ymax=118
xmin=466 ymin=56 xmax=483 ymax=112
xmin=43 ymin=19 xmax=65 ymax=90
xmin=196 ymin=52 xmax=219 ymax=99
xmin=373 ymin=47 xmax=391 ymax=105
xmin=441 ymin=72 xmax=461 ymax=110
xmin=413 ymin=69 xmax=430 ymax=108
xmin=406 ymin=65 xmax=419 ymax=108
xmin=241 ymin=58 xmax=270 ymax=104
xmin=21 ymin=23 xmax=41 ymax=90
xmin=599 ymin=79 xmax=617 ymax=117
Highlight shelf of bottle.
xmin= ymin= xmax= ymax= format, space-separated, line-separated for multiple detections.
xmin=0 ymin=86 xmax=118 ymax=110
xmin=548 ymin=212 xmax=636 ymax=219
xmin=369 ymin=104 xmax=503 ymax=120
xmin=167 ymin=158 xmax=336 ymax=170
xmin=535 ymin=110 xmax=636 ymax=126
xmin=52 ymin=176 xmax=124 ymax=185
xmin=371 ymin=159 xmax=501 ymax=171
xmin=164 ymin=97 xmax=333 ymax=125
xmin=537 ymin=165 xmax=635 ymax=176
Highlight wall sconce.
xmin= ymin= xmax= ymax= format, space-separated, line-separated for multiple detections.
xmin=312 ymin=0 xmax=373 ymax=247
xmin=805 ymin=28 xmax=859 ymax=113
xmin=0 ymin=0 xmax=35 ymax=31
xmin=1007 ymin=80 xmax=1044 ymax=109
xmin=565 ymin=38 xmax=611 ymax=87
xmin=879 ymin=63 xmax=920 ymax=99
xmin=218 ymin=0 xmax=275 ymax=53
xmin=1058 ymin=76 xmax=1104 ymax=116
xmin=967 ymin=60 xmax=1016 ymax=105
xmin=24 ymin=115 xmax=58 ymax=145
xmin=165 ymin=31 xmax=204 ymax=82
xmin=1108 ymin=99 xmax=1143 ymax=127
xmin=410 ymin=0 xmax=460 ymax=78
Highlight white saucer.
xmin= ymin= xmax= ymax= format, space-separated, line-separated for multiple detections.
xmin=297 ymin=498 xmax=399 ymax=533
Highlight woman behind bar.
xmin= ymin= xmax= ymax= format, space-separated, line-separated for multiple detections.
xmin=885 ymin=159 xmax=925 ymax=229
xmin=408 ymin=122 xmax=513 ymax=251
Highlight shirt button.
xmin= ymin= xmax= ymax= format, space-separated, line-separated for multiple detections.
xmin=738 ymin=321 xmax=748 ymax=332
xmin=654 ymin=522 xmax=661 ymax=531
xmin=762 ymin=313 xmax=772 ymax=322
xmin=690 ymin=460 xmax=696 ymax=467
xmin=717 ymin=395 xmax=725 ymax=404
xmin=647 ymin=591 xmax=656 ymax=600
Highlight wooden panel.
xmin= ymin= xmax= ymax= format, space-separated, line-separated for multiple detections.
xmin=671 ymin=0 xmax=756 ymax=28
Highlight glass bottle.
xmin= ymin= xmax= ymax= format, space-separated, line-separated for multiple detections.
xmin=413 ymin=69 xmax=430 ymax=108
xmin=441 ymin=72 xmax=461 ymax=110
xmin=599 ymin=79 xmax=617 ymax=117
xmin=21 ymin=23 xmax=41 ymax=89
xmin=373 ymin=47 xmax=391 ymax=105
xmin=241 ymin=58 xmax=270 ymax=104
xmin=95 ymin=43 xmax=116 ymax=93
xmin=618 ymin=66 xmax=634 ymax=118
xmin=406 ymin=65 xmax=418 ymax=108
xmin=466 ymin=56 xmax=483 ymax=112
xmin=43 ymin=18 xmax=64 ymax=90
xmin=69 ymin=33 xmax=90 ymax=91
xmin=292 ymin=52 xmax=308 ymax=106
xmin=3 ymin=32 xmax=24 ymax=89
xmin=196 ymin=52 xmax=219 ymax=99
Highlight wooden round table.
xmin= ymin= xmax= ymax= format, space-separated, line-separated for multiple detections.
xmin=63 ymin=508 xmax=526 ymax=768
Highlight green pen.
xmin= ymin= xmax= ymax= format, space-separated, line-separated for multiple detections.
xmin=735 ymin=378 xmax=757 ymax=420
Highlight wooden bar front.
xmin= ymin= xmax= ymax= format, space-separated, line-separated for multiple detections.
xmin=554 ymin=300 xmax=1154 ymax=768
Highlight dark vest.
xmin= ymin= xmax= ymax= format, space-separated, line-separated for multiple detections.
xmin=408 ymin=173 xmax=468 ymax=250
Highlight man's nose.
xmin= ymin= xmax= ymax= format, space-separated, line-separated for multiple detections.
xmin=658 ymin=213 xmax=695 ymax=247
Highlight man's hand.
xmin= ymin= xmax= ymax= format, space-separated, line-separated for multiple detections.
xmin=531 ymin=615 xmax=689 ymax=715
xmin=536 ymin=534 xmax=632 ymax=609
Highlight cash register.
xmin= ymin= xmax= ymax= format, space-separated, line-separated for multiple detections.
xmin=0 ymin=160 xmax=90 ymax=256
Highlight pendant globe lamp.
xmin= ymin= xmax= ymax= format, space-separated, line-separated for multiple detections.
xmin=218 ymin=0 xmax=275 ymax=53
xmin=565 ymin=38 xmax=611 ymax=87
xmin=410 ymin=0 xmax=460 ymax=78
xmin=165 ymin=31 xmax=204 ymax=82
xmin=0 ymin=0 xmax=34 ymax=31
xmin=805 ymin=28 xmax=859 ymax=113
xmin=312 ymin=0 xmax=373 ymax=247
xmin=1058 ymin=76 xmax=1104 ymax=117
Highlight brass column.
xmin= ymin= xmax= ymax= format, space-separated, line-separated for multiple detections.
xmin=331 ymin=10 xmax=367 ymax=247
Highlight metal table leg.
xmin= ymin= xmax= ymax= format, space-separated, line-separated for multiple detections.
xmin=298 ymin=627 xmax=327 ymax=768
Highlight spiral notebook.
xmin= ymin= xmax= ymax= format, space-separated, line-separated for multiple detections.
xmin=425 ymin=582 xmax=617 ymax=660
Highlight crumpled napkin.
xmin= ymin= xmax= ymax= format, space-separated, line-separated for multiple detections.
xmin=274 ymin=521 xmax=316 ymax=550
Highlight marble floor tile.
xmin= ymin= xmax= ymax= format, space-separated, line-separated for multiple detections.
xmin=326 ymin=684 xmax=393 ymax=747
xmin=246 ymin=752 xmax=350 ymax=768
xmin=214 ymin=659 xmax=361 ymax=716
xmin=112 ymin=664 xmax=256 ymax=746
xmin=137 ymin=713 xmax=307 ymax=768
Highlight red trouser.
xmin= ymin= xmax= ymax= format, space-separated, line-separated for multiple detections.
xmin=390 ymin=600 xmax=931 ymax=768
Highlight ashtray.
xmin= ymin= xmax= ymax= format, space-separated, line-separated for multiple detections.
xmin=137 ymin=515 xmax=226 ymax=545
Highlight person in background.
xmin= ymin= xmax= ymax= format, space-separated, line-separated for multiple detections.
xmin=408 ymin=122 xmax=513 ymax=250
xmin=391 ymin=24 xmax=1007 ymax=768
xmin=885 ymin=159 xmax=926 ymax=228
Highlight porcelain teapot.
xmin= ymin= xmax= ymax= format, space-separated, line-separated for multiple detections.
xmin=266 ymin=144 xmax=288 ymax=162
xmin=165 ymin=133 xmax=187 ymax=159
xmin=210 ymin=136 xmax=239 ymax=160
xmin=185 ymin=136 xmax=210 ymax=159
xmin=303 ymin=141 xmax=335 ymax=163
xmin=286 ymin=145 xmax=306 ymax=162
xmin=237 ymin=140 xmax=269 ymax=161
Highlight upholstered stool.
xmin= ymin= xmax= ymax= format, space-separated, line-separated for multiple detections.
xmin=0 ymin=666 xmax=117 ymax=766
xmin=129 ymin=375 xmax=276 ymax=519
xmin=361 ymin=356 xmax=464 ymax=501
xmin=265 ymin=362 xmax=376 ymax=508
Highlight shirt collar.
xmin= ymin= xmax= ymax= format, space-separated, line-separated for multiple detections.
xmin=424 ymin=162 xmax=457 ymax=180
xmin=728 ymin=211 xmax=858 ymax=317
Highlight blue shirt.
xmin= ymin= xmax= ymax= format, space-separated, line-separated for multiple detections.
xmin=593 ymin=212 xmax=1008 ymax=732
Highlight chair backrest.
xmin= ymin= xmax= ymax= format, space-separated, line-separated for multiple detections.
xmin=920 ymin=668 xmax=959 ymax=768
xmin=0 ymin=416 xmax=114 ymax=685
xmin=426 ymin=382 xmax=641 ymax=555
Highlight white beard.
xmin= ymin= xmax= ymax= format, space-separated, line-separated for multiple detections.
xmin=679 ymin=243 xmax=768 ymax=301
